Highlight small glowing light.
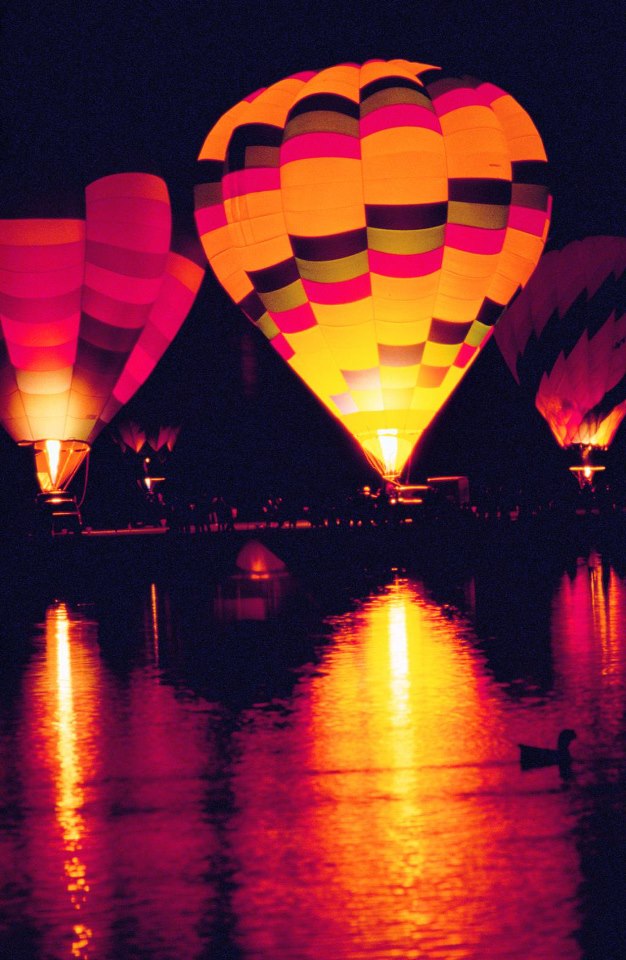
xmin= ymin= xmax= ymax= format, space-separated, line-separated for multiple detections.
xmin=45 ymin=439 xmax=62 ymax=488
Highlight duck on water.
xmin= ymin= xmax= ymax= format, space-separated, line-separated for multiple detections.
xmin=519 ymin=729 xmax=577 ymax=771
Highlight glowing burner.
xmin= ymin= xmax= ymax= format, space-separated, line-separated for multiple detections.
xmin=569 ymin=463 xmax=605 ymax=489
xmin=24 ymin=439 xmax=91 ymax=493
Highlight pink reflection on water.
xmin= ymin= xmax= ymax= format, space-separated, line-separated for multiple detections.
xmin=552 ymin=552 xmax=626 ymax=751
xmin=17 ymin=596 xmax=216 ymax=959
xmin=229 ymin=578 xmax=581 ymax=960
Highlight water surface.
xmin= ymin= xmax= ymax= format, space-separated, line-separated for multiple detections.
xmin=1 ymin=543 xmax=625 ymax=959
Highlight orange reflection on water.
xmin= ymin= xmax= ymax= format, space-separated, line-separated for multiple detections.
xmin=230 ymin=578 xmax=581 ymax=960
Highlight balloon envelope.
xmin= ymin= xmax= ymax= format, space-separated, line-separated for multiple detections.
xmin=195 ymin=59 xmax=550 ymax=478
xmin=494 ymin=236 xmax=626 ymax=452
xmin=0 ymin=174 xmax=204 ymax=491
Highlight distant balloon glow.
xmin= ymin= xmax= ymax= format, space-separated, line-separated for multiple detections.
xmin=0 ymin=174 xmax=204 ymax=492
xmin=195 ymin=59 xmax=550 ymax=478
xmin=495 ymin=236 xmax=626 ymax=457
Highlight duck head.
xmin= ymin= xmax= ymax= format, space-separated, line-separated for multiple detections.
xmin=557 ymin=729 xmax=577 ymax=752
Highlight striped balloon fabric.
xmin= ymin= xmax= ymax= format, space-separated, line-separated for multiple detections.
xmin=0 ymin=174 xmax=204 ymax=491
xmin=195 ymin=59 xmax=551 ymax=478
xmin=495 ymin=236 xmax=626 ymax=451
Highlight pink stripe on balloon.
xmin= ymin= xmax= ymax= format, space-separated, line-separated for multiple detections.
xmin=1 ymin=313 xmax=79 ymax=346
xmin=245 ymin=87 xmax=268 ymax=102
xmin=113 ymin=253 xmax=204 ymax=407
xmin=0 ymin=240 xmax=84 ymax=273
xmin=8 ymin=340 xmax=76 ymax=371
xmin=280 ymin=133 xmax=361 ymax=164
xmin=271 ymin=301 xmax=317 ymax=333
xmin=194 ymin=204 xmax=228 ymax=235
xmin=507 ymin=205 xmax=550 ymax=237
xmin=0 ymin=290 xmax=80 ymax=325
xmin=113 ymin=351 xmax=150 ymax=402
xmin=222 ymin=168 xmax=281 ymax=200
xmin=288 ymin=70 xmax=318 ymax=82
xmin=84 ymin=264 xmax=163 ymax=305
xmin=474 ymin=82 xmax=507 ymax=106
xmin=271 ymin=332 xmax=295 ymax=360
xmin=0 ymin=265 xmax=82 ymax=299
xmin=112 ymin=372 xmax=140 ymax=405
xmin=446 ymin=224 xmax=506 ymax=254
xmin=430 ymin=88 xmax=483 ymax=116
xmin=302 ymin=272 xmax=371 ymax=304
xmin=453 ymin=342 xmax=478 ymax=368
xmin=360 ymin=103 xmax=440 ymax=137
xmin=369 ymin=246 xmax=443 ymax=278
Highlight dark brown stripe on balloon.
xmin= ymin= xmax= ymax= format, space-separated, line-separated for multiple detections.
xmin=366 ymin=202 xmax=447 ymax=230
xmin=290 ymin=228 xmax=368 ymax=261
xmin=448 ymin=178 xmax=512 ymax=205
xmin=360 ymin=76 xmax=428 ymax=100
xmin=239 ymin=290 xmax=267 ymax=323
xmin=287 ymin=93 xmax=360 ymax=122
xmin=429 ymin=319 xmax=473 ymax=345
xmin=247 ymin=258 xmax=300 ymax=293
xmin=476 ymin=297 xmax=505 ymax=327
xmin=227 ymin=124 xmax=284 ymax=172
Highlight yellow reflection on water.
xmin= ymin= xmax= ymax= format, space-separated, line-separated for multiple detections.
xmin=231 ymin=577 xmax=581 ymax=960
xmin=388 ymin=584 xmax=410 ymax=710
xmin=150 ymin=582 xmax=160 ymax=662
xmin=51 ymin=604 xmax=93 ymax=959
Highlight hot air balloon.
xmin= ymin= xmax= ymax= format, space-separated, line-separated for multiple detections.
xmin=0 ymin=174 xmax=204 ymax=501
xmin=494 ymin=236 xmax=626 ymax=484
xmin=114 ymin=420 xmax=181 ymax=460
xmin=113 ymin=419 xmax=181 ymax=495
xmin=195 ymin=59 xmax=551 ymax=480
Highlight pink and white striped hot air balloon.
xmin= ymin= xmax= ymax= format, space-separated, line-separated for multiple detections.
xmin=0 ymin=173 xmax=204 ymax=493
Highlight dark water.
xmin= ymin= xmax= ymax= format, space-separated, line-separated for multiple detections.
xmin=1 ymin=537 xmax=626 ymax=960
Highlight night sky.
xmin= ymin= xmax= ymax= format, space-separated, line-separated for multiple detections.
xmin=0 ymin=0 xmax=624 ymax=512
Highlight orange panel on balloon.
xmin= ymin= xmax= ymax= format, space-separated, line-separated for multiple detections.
xmin=196 ymin=59 xmax=550 ymax=478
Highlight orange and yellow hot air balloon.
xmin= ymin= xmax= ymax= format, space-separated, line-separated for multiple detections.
xmin=195 ymin=59 xmax=551 ymax=479
xmin=0 ymin=174 xmax=204 ymax=493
